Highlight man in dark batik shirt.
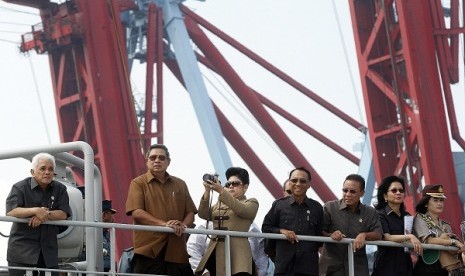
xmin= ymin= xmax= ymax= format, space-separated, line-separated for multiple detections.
xmin=6 ymin=153 xmax=71 ymax=276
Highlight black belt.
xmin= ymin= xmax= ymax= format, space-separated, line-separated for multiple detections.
xmin=214 ymin=215 xmax=230 ymax=221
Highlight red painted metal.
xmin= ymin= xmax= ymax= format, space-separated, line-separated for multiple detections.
xmin=183 ymin=15 xmax=338 ymax=202
xmin=181 ymin=5 xmax=365 ymax=132
xmin=17 ymin=0 xmax=149 ymax=255
xmin=155 ymin=5 xmax=164 ymax=145
xmin=163 ymin=59 xmax=285 ymax=197
xmin=144 ymin=2 xmax=156 ymax=151
xmin=14 ymin=0 xmax=465 ymax=255
xmin=349 ymin=0 xmax=463 ymax=233
xmin=195 ymin=53 xmax=360 ymax=165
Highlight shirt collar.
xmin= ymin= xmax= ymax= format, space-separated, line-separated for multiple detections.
xmin=384 ymin=204 xmax=395 ymax=215
xmin=339 ymin=199 xmax=361 ymax=212
xmin=30 ymin=177 xmax=39 ymax=189
xmin=289 ymin=195 xmax=310 ymax=206
xmin=146 ymin=170 xmax=171 ymax=183
xmin=384 ymin=204 xmax=409 ymax=217
xmin=30 ymin=177 xmax=53 ymax=190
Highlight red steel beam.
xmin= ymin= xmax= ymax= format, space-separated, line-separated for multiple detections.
xmin=181 ymin=5 xmax=365 ymax=132
xmin=164 ymin=59 xmax=284 ymax=197
xmin=349 ymin=0 xmax=462 ymax=233
xmin=195 ymin=54 xmax=360 ymax=165
xmin=183 ymin=15 xmax=337 ymax=202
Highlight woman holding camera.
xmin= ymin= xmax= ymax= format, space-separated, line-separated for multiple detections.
xmin=195 ymin=167 xmax=259 ymax=276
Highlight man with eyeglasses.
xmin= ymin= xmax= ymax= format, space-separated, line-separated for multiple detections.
xmin=6 ymin=152 xmax=71 ymax=276
xmin=262 ymin=167 xmax=323 ymax=276
xmin=319 ymin=174 xmax=382 ymax=276
xmin=126 ymin=144 xmax=197 ymax=276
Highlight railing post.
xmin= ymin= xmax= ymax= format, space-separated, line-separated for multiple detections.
xmin=348 ymin=242 xmax=354 ymax=276
xmin=110 ymin=226 xmax=116 ymax=275
xmin=225 ymin=234 xmax=231 ymax=276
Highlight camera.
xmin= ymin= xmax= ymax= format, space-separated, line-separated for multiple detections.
xmin=202 ymin=173 xmax=218 ymax=182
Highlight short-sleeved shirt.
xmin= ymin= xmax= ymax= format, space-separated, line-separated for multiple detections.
xmin=319 ymin=199 xmax=382 ymax=276
xmin=372 ymin=206 xmax=413 ymax=276
xmin=413 ymin=213 xmax=452 ymax=275
xmin=262 ymin=196 xmax=323 ymax=276
xmin=125 ymin=171 xmax=197 ymax=263
xmin=6 ymin=177 xmax=72 ymax=267
xmin=413 ymin=213 xmax=453 ymax=242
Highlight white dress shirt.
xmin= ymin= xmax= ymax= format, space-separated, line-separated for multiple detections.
xmin=187 ymin=221 xmax=272 ymax=276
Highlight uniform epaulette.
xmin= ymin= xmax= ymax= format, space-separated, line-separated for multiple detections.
xmin=416 ymin=213 xmax=450 ymax=229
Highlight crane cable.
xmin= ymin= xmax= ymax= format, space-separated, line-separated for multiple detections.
xmin=0 ymin=6 xmax=37 ymax=15
xmin=107 ymin=0 xmax=144 ymax=144
xmin=200 ymin=68 xmax=293 ymax=167
xmin=0 ymin=6 xmax=38 ymax=44
xmin=330 ymin=0 xmax=366 ymax=126
xmin=381 ymin=0 xmax=416 ymax=196
xmin=28 ymin=55 xmax=52 ymax=144
xmin=0 ymin=4 xmax=52 ymax=143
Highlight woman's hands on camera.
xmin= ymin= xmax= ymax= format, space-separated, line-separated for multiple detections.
xmin=203 ymin=179 xmax=223 ymax=193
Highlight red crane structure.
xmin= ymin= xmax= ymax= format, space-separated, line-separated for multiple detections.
xmin=349 ymin=0 xmax=464 ymax=233
xmin=3 ymin=0 xmax=464 ymax=252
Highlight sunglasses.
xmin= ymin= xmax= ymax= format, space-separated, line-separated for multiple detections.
xmin=225 ymin=181 xmax=242 ymax=188
xmin=289 ymin=178 xmax=308 ymax=184
xmin=389 ymin=188 xmax=405 ymax=194
xmin=148 ymin=154 xmax=167 ymax=161
xmin=342 ymin=188 xmax=358 ymax=194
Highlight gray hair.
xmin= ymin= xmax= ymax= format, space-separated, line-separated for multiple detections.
xmin=31 ymin=153 xmax=56 ymax=170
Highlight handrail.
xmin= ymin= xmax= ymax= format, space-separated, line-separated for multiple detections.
xmin=0 ymin=216 xmax=459 ymax=276
xmin=0 ymin=141 xmax=101 ymax=274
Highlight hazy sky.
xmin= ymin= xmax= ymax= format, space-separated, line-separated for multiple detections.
xmin=0 ymin=0 xmax=369 ymax=265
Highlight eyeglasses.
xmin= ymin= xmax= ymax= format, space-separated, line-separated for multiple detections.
xmin=342 ymin=188 xmax=358 ymax=194
xmin=225 ymin=181 xmax=242 ymax=188
xmin=289 ymin=178 xmax=308 ymax=184
xmin=148 ymin=155 xmax=167 ymax=161
xmin=389 ymin=188 xmax=405 ymax=194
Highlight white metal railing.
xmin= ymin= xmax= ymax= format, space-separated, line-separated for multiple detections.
xmin=0 ymin=141 xmax=102 ymax=273
xmin=0 ymin=216 xmax=460 ymax=276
